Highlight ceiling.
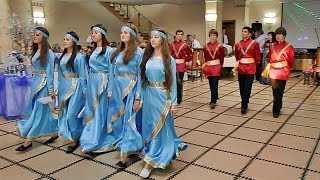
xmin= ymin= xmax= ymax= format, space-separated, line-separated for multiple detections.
xmin=57 ymin=0 xmax=202 ymax=5
xmin=56 ymin=0 xmax=318 ymax=5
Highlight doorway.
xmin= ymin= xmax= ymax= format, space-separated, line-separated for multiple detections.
xmin=222 ymin=20 xmax=236 ymax=46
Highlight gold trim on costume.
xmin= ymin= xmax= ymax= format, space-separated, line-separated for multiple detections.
xmin=148 ymin=82 xmax=165 ymax=88
xmin=31 ymin=75 xmax=47 ymax=99
xmin=122 ymin=80 xmax=136 ymax=98
xmin=33 ymin=70 xmax=46 ymax=74
xmin=140 ymin=154 xmax=167 ymax=169
xmin=271 ymin=43 xmax=291 ymax=61
xmin=205 ymin=43 xmax=221 ymax=60
xmin=238 ymin=40 xmax=255 ymax=56
xmin=240 ymin=58 xmax=255 ymax=64
xmin=111 ymin=106 xmax=125 ymax=122
xmin=119 ymin=72 xmax=136 ymax=80
xmin=175 ymin=59 xmax=185 ymax=64
xmin=16 ymin=124 xmax=59 ymax=140
xmin=148 ymin=100 xmax=171 ymax=142
xmin=271 ymin=61 xmax=288 ymax=68
xmin=83 ymin=73 xmax=108 ymax=124
xmin=57 ymin=78 xmax=78 ymax=117
xmin=63 ymin=74 xmax=78 ymax=78
xmin=110 ymin=79 xmax=136 ymax=123
xmin=172 ymin=42 xmax=187 ymax=58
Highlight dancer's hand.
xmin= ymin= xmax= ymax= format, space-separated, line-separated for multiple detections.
xmin=133 ymin=100 xmax=141 ymax=112
xmin=171 ymin=105 xmax=178 ymax=115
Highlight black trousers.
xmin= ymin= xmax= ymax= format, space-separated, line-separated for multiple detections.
xmin=177 ymin=72 xmax=184 ymax=103
xmin=238 ymin=74 xmax=254 ymax=109
xmin=256 ymin=54 xmax=263 ymax=81
xmin=271 ymin=79 xmax=286 ymax=114
xmin=208 ymin=76 xmax=219 ymax=104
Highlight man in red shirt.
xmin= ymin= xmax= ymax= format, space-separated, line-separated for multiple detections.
xmin=267 ymin=27 xmax=294 ymax=118
xmin=170 ymin=30 xmax=193 ymax=104
xmin=203 ymin=29 xmax=225 ymax=109
xmin=234 ymin=26 xmax=261 ymax=114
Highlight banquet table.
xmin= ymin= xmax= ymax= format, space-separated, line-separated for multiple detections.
xmin=0 ymin=72 xmax=58 ymax=120
xmin=0 ymin=74 xmax=32 ymax=119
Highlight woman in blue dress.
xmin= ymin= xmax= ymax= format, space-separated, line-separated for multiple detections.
xmin=16 ymin=27 xmax=58 ymax=152
xmin=109 ymin=25 xmax=143 ymax=169
xmin=57 ymin=31 xmax=86 ymax=153
xmin=79 ymin=24 xmax=115 ymax=158
xmin=138 ymin=29 xmax=187 ymax=178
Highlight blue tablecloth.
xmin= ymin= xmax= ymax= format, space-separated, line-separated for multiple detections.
xmin=0 ymin=74 xmax=32 ymax=119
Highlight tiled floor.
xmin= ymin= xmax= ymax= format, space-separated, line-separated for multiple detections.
xmin=0 ymin=77 xmax=320 ymax=180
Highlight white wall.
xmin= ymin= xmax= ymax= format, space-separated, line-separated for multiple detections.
xmin=135 ymin=2 xmax=206 ymax=45
xmin=221 ymin=0 xmax=282 ymax=42
xmin=249 ymin=1 xmax=282 ymax=34
xmin=222 ymin=0 xmax=246 ymax=43
xmin=44 ymin=0 xmax=123 ymax=47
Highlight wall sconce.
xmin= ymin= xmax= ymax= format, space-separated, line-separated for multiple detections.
xmin=32 ymin=4 xmax=45 ymax=25
xmin=205 ymin=13 xmax=217 ymax=22
xmin=264 ymin=12 xmax=276 ymax=24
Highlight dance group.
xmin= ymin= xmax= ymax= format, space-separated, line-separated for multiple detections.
xmin=13 ymin=23 xmax=293 ymax=178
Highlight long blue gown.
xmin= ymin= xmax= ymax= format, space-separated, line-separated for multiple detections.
xmin=80 ymin=47 xmax=116 ymax=153
xmin=109 ymin=48 xmax=143 ymax=156
xmin=17 ymin=50 xmax=58 ymax=139
xmin=140 ymin=56 xmax=187 ymax=169
xmin=58 ymin=53 xmax=86 ymax=141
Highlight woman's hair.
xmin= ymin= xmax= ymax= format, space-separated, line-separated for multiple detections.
xmin=267 ymin=31 xmax=276 ymax=43
xmin=111 ymin=25 xmax=138 ymax=64
xmin=31 ymin=27 xmax=50 ymax=67
xmin=91 ymin=24 xmax=109 ymax=56
xmin=59 ymin=31 xmax=80 ymax=71
xmin=140 ymin=29 xmax=172 ymax=90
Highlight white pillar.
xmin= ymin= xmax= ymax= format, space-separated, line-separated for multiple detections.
xmin=0 ymin=0 xmax=13 ymax=60
xmin=205 ymin=0 xmax=223 ymax=43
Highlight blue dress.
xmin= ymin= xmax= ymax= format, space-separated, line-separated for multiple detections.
xmin=17 ymin=50 xmax=58 ymax=139
xmin=109 ymin=48 xmax=143 ymax=156
xmin=80 ymin=47 xmax=116 ymax=153
xmin=58 ymin=53 xmax=86 ymax=141
xmin=140 ymin=56 xmax=187 ymax=169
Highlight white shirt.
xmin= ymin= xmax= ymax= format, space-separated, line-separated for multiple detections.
xmin=192 ymin=39 xmax=201 ymax=48
xmin=223 ymin=34 xmax=229 ymax=44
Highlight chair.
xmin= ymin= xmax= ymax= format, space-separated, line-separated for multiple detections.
xmin=187 ymin=48 xmax=204 ymax=82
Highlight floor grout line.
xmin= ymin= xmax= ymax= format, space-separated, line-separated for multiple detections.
xmin=0 ymin=78 xmax=317 ymax=180
xmin=167 ymin=80 xmax=277 ymax=180
xmin=233 ymin=79 xmax=317 ymax=180
xmin=300 ymin=133 xmax=320 ymax=179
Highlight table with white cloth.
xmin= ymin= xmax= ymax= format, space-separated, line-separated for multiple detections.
xmin=0 ymin=72 xmax=58 ymax=120
xmin=222 ymin=56 xmax=237 ymax=77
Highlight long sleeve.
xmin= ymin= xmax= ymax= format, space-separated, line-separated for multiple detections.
xmin=170 ymin=44 xmax=175 ymax=57
xmin=76 ymin=54 xmax=87 ymax=95
xmin=135 ymin=50 xmax=143 ymax=100
xmin=106 ymin=48 xmax=114 ymax=97
xmin=183 ymin=46 xmax=193 ymax=62
xmin=234 ymin=43 xmax=240 ymax=61
xmin=287 ymin=45 xmax=294 ymax=69
xmin=46 ymin=50 xmax=55 ymax=95
xmin=170 ymin=58 xmax=177 ymax=105
xmin=219 ymin=45 xmax=225 ymax=66
xmin=254 ymin=42 xmax=262 ymax=64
